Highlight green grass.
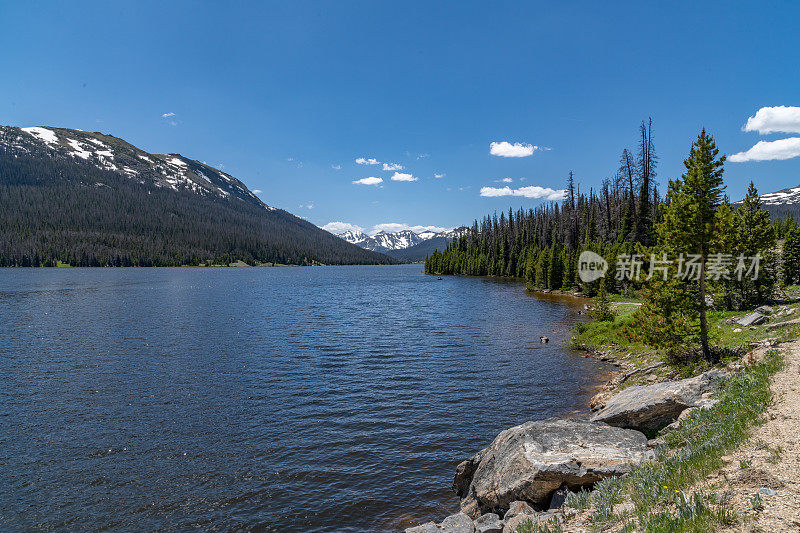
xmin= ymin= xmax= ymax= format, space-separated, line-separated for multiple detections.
xmin=572 ymin=298 xmax=800 ymax=380
xmin=551 ymin=350 xmax=784 ymax=533
xmin=571 ymin=310 xmax=666 ymax=377
xmin=516 ymin=518 xmax=564 ymax=533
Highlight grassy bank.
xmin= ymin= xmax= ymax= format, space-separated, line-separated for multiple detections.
xmin=518 ymin=349 xmax=784 ymax=533
xmin=570 ymin=297 xmax=800 ymax=384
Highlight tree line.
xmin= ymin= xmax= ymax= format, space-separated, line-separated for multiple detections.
xmin=426 ymin=122 xmax=800 ymax=362
xmin=0 ymin=147 xmax=394 ymax=267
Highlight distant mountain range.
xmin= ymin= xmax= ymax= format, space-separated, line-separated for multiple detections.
xmin=332 ymin=227 xmax=466 ymax=261
xmin=735 ymin=184 xmax=800 ymax=220
xmin=0 ymin=125 xmax=393 ymax=267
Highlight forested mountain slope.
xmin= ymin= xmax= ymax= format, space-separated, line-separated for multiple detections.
xmin=0 ymin=125 xmax=393 ymax=266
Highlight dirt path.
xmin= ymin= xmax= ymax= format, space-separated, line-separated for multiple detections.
xmin=706 ymin=340 xmax=800 ymax=530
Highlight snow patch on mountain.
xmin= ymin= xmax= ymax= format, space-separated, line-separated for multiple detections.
xmin=67 ymin=138 xmax=92 ymax=159
xmin=2 ymin=124 xmax=272 ymax=211
xmin=759 ymin=185 xmax=800 ymax=205
xmin=22 ymin=127 xmax=59 ymax=146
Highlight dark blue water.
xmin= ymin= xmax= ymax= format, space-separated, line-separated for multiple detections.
xmin=0 ymin=265 xmax=612 ymax=532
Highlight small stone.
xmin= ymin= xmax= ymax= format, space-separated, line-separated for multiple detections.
xmin=503 ymin=501 xmax=535 ymax=521
xmin=613 ymin=502 xmax=635 ymax=514
xmin=733 ymin=328 xmax=742 ymax=333
xmin=758 ymin=487 xmax=778 ymax=496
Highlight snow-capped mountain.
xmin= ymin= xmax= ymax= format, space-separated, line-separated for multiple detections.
xmin=733 ymin=184 xmax=800 ymax=220
xmin=334 ymin=227 xmax=468 ymax=254
xmin=0 ymin=125 xmax=271 ymax=210
xmin=0 ymin=123 xmax=395 ymax=266
xmin=758 ymin=185 xmax=800 ymax=206
xmin=373 ymin=230 xmax=425 ymax=250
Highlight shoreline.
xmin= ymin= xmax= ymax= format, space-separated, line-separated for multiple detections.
xmin=405 ymin=277 xmax=800 ymax=532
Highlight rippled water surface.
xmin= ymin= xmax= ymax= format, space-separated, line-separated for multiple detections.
xmin=0 ymin=265 xmax=612 ymax=532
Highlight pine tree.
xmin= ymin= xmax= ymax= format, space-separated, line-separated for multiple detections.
xmin=784 ymin=227 xmax=800 ymax=285
xmin=592 ymin=278 xmax=614 ymax=321
xmin=657 ymin=129 xmax=726 ymax=362
xmin=732 ymin=182 xmax=776 ymax=307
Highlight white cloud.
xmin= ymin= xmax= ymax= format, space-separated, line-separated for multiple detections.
xmin=390 ymin=172 xmax=417 ymax=182
xmin=743 ymin=106 xmax=800 ymax=135
xmin=382 ymin=162 xmax=404 ymax=171
xmin=322 ymin=221 xmax=363 ymax=234
xmin=356 ymin=157 xmax=380 ymax=165
xmin=417 ymin=153 xmax=429 ymax=160
xmin=489 ymin=141 xmax=540 ymax=157
xmin=353 ymin=176 xmax=383 ymax=185
xmin=161 ymin=112 xmax=178 ymax=126
xmin=331 ymin=164 xmax=342 ymax=170
xmin=480 ymin=185 xmax=566 ymax=200
xmin=252 ymin=189 xmax=262 ymax=194
xmin=729 ymin=138 xmax=800 ymax=162
xmin=370 ymin=223 xmax=452 ymax=235
xmin=434 ymin=173 xmax=445 ymax=178
xmin=299 ymin=202 xmax=314 ymax=209
xmin=494 ymin=177 xmax=513 ymax=183
xmin=287 ymin=157 xmax=294 ymax=162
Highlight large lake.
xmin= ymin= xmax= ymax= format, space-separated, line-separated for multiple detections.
xmin=0 ymin=265 xmax=612 ymax=532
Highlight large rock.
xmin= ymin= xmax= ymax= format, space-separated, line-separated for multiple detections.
xmin=439 ymin=512 xmax=475 ymax=533
xmin=738 ymin=312 xmax=767 ymax=326
xmin=474 ymin=513 xmax=503 ymax=533
xmin=591 ymin=369 xmax=727 ymax=432
xmin=453 ymin=418 xmax=650 ymax=515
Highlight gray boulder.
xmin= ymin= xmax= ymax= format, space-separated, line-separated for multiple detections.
xmin=591 ymin=369 xmax=727 ymax=432
xmin=454 ymin=418 xmax=650 ymax=515
xmin=738 ymin=312 xmax=767 ymax=326
xmin=439 ymin=512 xmax=475 ymax=533
xmin=474 ymin=513 xmax=503 ymax=533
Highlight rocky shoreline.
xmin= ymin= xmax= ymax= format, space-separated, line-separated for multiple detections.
xmin=404 ymin=367 xmax=730 ymax=533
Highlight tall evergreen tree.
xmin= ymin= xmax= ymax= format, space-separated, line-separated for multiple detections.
xmin=732 ymin=182 xmax=776 ymax=307
xmin=657 ymin=129 xmax=726 ymax=362
xmin=784 ymin=226 xmax=800 ymax=285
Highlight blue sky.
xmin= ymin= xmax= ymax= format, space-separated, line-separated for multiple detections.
xmin=2 ymin=1 xmax=799 ymax=235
